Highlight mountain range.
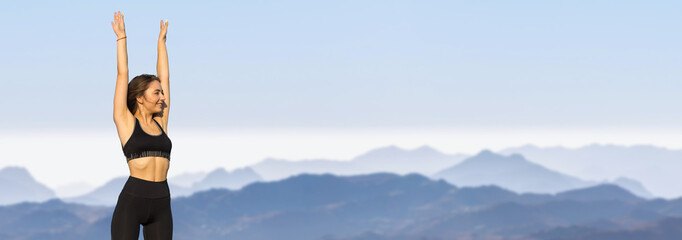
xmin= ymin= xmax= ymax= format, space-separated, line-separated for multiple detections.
xmin=250 ymin=145 xmax=468 ymax=181
xmin=0 ymin=145 xmax=659 ymax=206
xmin=1 ymin=172 xmax=681 ymax=240
xmin=431 ymin=149 xmax=652 ymax=198
xmin=500 ymin=143 xmax=682 ymax=198
xmin=0 ymin=166 xmax=56 ymax=205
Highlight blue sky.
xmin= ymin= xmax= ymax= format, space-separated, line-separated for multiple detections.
xmin=1 ymin=0 xmax=680 ymax=130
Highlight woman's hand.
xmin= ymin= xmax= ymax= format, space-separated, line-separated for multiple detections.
xmin=111 ymin=11 xmax=126 ymax=38
xmin=159 ymin=19 xmax=168 ymax=41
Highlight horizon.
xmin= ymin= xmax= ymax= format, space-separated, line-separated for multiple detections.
xmin=3 ymin=127 xmax=682 ymax=198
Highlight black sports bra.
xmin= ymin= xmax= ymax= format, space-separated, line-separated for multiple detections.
xmin=122 ymin=117 xmax=172 ymax=162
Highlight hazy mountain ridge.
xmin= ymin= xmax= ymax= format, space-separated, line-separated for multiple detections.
xmin=250 ymin=145 xmax=469 ymax=181
xmin=500 ymin=143 xmax=682 ymax=198
xmin=432 ymin=149 xmax=591 ymax=194
xmin=0 ymin=144 xmax=659 ymax=206
xmin=431 ymin=150 xmax=652 ymax=198
xmin=1 ymin=172 xmax=680 ymax=240
xmin=0 ymin=166 xmax=56 ymax=205
xmin=251 ymin=145 xmax=654 ymax=198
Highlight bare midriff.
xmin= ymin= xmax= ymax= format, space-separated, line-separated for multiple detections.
xmin=127 ymin=156 xmax=169 ymax=182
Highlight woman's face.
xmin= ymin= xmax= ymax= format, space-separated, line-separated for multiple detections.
xmin=138 ymin=81 xmax=166 ymax=113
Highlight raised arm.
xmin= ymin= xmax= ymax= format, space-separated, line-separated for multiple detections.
xmin=112 ymin=11 xmax=132 ymax=123
xmin=156 ymin=19 xmax=170 ymax=129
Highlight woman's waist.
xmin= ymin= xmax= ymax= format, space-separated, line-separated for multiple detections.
xmin=121 ymin=175 xmax=170 ymax=198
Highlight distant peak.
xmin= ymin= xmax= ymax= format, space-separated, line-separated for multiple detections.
xmin=475 ymin=149 xmax=495 ymax=156
xmin=559 ymin=183 xmax=634 ymax=197
xmin=379 ymin=145 xmax=402 ymax=151
xmin=413 ymin=145 xmax=441 ymax=154
xmin=208 ymin=167 xmax=229 ymax=175
xmin=357 ymin=145 xmax=406 ymax=157
xmin=0 ymin=166 xmax=34 ymax=180
xmin=1 ymin=165 xmax=28 ymax=172
xmin=459 ymin=150 xmax=533 ymax=166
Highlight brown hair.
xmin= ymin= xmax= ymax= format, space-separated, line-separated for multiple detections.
xmin=127 ymin=74 xmax=161 ymax=117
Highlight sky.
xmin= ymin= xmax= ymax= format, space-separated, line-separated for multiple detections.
xmin=1 ymin=0 xmax=681 ymax=195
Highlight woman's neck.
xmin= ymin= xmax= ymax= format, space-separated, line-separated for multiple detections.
xmin=135 ymin=112 xmax=155 ymax=125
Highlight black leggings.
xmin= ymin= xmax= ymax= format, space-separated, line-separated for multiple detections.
xmin=111 ymin=176 xmax=173 ymax=240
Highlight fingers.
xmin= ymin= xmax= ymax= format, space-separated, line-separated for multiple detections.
xmin=112 ymin=11 xmax=125 ymax=32
xmin=113 ymin=11 xmax=123 ymax=22
xmin=160 ymin=20 xmax=168 ymax=30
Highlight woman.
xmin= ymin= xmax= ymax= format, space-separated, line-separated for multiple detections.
xmin=110 ymin=11 xmax=173 ymax=240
